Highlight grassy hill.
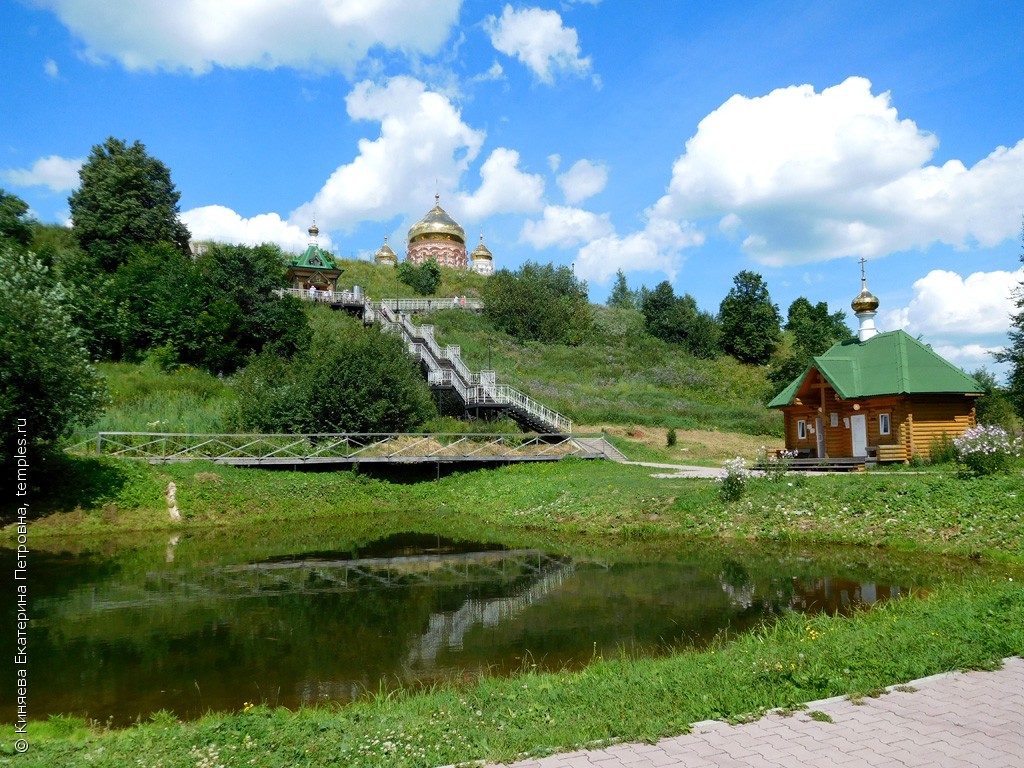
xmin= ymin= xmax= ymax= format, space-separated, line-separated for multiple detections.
xmin=426 ymin=305 xmax=781 ymax=436
xmin=84 ymin=294 xmax=782 ymax=448
xmin=326 ymin=256 xmax=490 ymax=301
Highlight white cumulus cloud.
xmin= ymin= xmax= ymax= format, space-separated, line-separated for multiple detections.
xmin=1 ymin=155 xmax=83 ymax=192
xmin=557 ymin=158 xmax=608 ymax=204
xmin=484 ymin=5 xmax=592 ymax=84
xmin=458 ymin=148 xmax=545 ymax=220
xmin=292 ymin=76 xmax=485 ymax=231
xmin=33 ymin=0 xmax=461 ymax=74
xmin=882 ymin=268 xmax=1024 ymax=338
xmin=182 ymin=205 xmax=323 ymax=252
xmin=520 ymin=205 xmax=614 ymax=249
xmin=574 ymin=218 xmax=704 ymax=285
xmin=651 ymin=76 xmax=1024 ymax=266
xmin=44 ymin=58 xmax=60 ymax=78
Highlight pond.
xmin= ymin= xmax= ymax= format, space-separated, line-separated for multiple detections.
xmin=0 ymin=528 xmax=994 ymax=725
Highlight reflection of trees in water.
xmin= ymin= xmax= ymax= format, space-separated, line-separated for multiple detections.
xmin=12 ymin=541 xmax=930 ymax=725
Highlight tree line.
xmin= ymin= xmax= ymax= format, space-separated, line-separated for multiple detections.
xmin=0 ymin=137 xmax=435 ymax=471
xmin=2 ymin=135 xmax=1021 ymax=473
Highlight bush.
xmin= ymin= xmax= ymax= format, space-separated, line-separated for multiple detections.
xmin=953 ymin=425 xmax=1023 ymax=476
xmin=928 ymin=434 xmax=957 ymax=465
xmin=229 ymin=316 xmax=436 ymax=433
xmin=717 ymin=456 xmax=750 ymax=501
xmin=397 ymin=258 xmax=442 ymax=296
xmin=0 ymin=249 xmax=108 ymax=465
xmin=483 ymin=261 xmax=593 ymax=345
xmin=666 ymin=427 xmax=677 ymax=448
xmin=755 ymin=445 xmax=797 ymax=481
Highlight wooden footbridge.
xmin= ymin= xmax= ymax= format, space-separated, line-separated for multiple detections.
xmin=67 ymin=432 xmax=627 ymax=467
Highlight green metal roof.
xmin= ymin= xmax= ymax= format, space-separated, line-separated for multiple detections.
xmin=768 ymin=330 xmax=983 ymax=408
xmin=290 ymin=243 xmax=338 ymax=270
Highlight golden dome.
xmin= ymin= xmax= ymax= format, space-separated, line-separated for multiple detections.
xmin=408 ymin=194 xmax=466 ymax=246
xmin=308 ymin=222 xmax=319 ymax=238
xmin=851 ymin=287 xmax=879 ymax=313
xmin=374 ymin=235 xmax=397 ymax=264
xmin=851 ymin=259 xmax=879 ymax=313
xmin=470 ymin=234 xmax=492 ymax=260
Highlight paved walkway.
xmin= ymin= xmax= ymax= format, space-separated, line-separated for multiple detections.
xmin=486 ymin=657 xmax=1024 ymax=768
xmin=622 ymin=461 xmax=724 ymax=478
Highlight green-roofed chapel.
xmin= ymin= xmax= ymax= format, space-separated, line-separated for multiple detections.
xmin=769 ymin=262 xmax=983 ymax=462
xmin=285 ymin=222 xmax=342 ymax=295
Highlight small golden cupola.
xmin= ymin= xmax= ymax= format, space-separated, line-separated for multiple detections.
xmin=470 ymin=234 xmax=494 ymax=276
xmin=374 ymin=234 xmax=398 ymax=267
xmin=851 ymin=258 xmax=880 ymax=342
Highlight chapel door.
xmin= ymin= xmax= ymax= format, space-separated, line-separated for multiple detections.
xmin=850 ymin=414 xmax=868 ymax=457
xmin=815 ymin=417 xmax=825 ymax=458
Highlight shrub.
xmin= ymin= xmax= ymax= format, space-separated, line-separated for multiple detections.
xmin=0 ymin=249 xmax=108 ymax=465
xmin=666 ymin=427 xmax=677 ymax=447
xmin=482 ymin=261 xmax=592 ymax=345
xmin=953 ymin=425 xmax=1023 ymax=476
xmin=229 ymin=316 xmax=436 ymax=433
xmin=929 ymin=433 xmax=957 ymax=465
xmin=756 ymin=445 xmax=797 ymax=481
xmin=717 ymin=456 xmax=750 ymax=501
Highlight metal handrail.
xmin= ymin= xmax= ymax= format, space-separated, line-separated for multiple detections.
xmin=66 ymin=432 xmax=616 ymax=462
xmin=395 ymin=317 xmax=572 ymax=432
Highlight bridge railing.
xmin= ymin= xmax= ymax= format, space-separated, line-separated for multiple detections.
xmin=66 ymin=432 xmax=616 ymax=463
xmin=380 ymin=297 xmax=483 ymax=312
xmin=276 ymin=287 xmax=364 ymax=304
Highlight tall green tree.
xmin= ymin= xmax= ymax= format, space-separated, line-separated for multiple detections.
xmin=108 ymin=242 xmax=308 ymax=373
xmin=607 ymin=269 xmax=638 ymax=310
xmin=770 ymin=297 xmax=852 ymax=390
xmin=0 ymin=248 xmax=107 ymax=467
xmin=69 ymin=137 xmax=191 ymax=271
xmin=0 ymin=189 xmax=33 ymax=247
xmin=640 ymin=280 xmax=721 ymax=358
xmin=971 ymin=368 xmax=1021 ymax=430
xmin=718 ymin=270 xmax=782 ymax=365
xmin=483 ymin=261 xmax=592 ymax=345
xmin=995 ymin=222 xmax=1024 ymax=417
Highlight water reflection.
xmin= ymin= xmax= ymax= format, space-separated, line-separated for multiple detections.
xmin=0 ymin=533 xmax=953 ymax=724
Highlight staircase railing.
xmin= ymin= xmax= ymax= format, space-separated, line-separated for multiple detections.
xmin=372 ymin=301 xmax=572 ymax=433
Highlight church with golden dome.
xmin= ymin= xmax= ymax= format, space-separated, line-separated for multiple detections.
xmin=374 ymin=195 xmax=495 ymax=276
xmin=769 ymin=261 xmax=983 ymax=463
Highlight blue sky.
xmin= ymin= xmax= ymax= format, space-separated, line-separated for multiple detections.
xmin=3 ymin=0 xmax=1023 ymax=378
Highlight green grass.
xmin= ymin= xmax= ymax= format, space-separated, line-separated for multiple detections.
xmin=5 ymin=451 xmax=1024 ymax=765
xmin=325 ymin=256 xmax=489 ymax=301
xmin=11 ymin=457 xmax=1024 ymax=561
xmin=427 ymin=306 xmax=782 ymax=436
xmin=82 ymin=303 xmax=783 ymax=439
xmin=84 ymin=361 xmax=235 ymax=434
xmin=4 ymin=578 xmax=1020 ymax=766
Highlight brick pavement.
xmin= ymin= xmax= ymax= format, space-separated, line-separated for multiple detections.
xmin=484 ymin=656 xmax=1024 ymax=768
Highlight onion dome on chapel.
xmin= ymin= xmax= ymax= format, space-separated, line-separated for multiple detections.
xmin=851 ymin=258 xmax=879 ymax=342
xmin=470 ymin=234 xmax=495 ymax=276
xmin=374 ymin=234 xmax=398 ymax=266
xmin=856 ymin=280 xmax=880 ymax=313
